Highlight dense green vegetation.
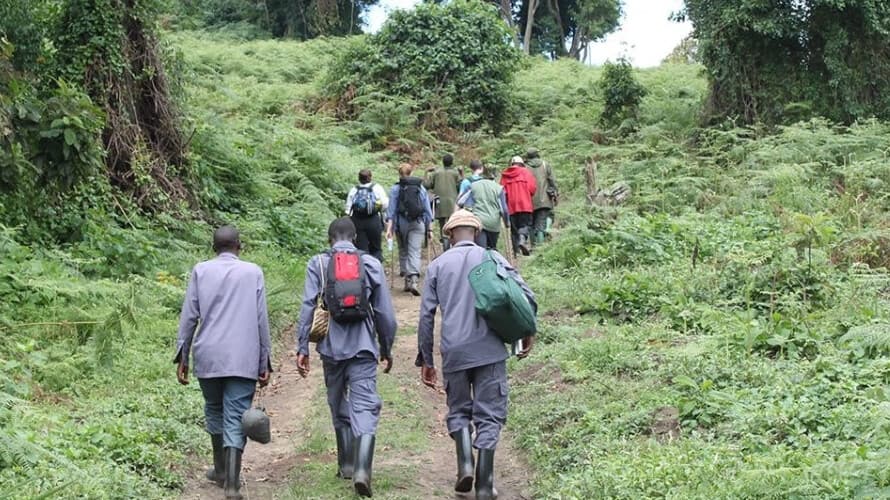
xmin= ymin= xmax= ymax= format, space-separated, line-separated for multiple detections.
xmin=3 ymin=0 xmax=890 ymax=497
xmin=509 ymin=68 xmax=890 ymax=498
xmin=680 ymin=0 xmax=890 ymax=124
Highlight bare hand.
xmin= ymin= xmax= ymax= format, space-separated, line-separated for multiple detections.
xmin=380 ymin=355 xmax=393 ymax=374
xmin=258 ymin=371 xmax=270 ymax=387
xmin=296 ymin=354 xmax=310 ymax=378
xmin=517 ymin=336 xmax=534 ymax=359
xmin=421 ymin=365 xmax=437 ymax=389
xmin=177 ymin=363 xmax=189 ymax=385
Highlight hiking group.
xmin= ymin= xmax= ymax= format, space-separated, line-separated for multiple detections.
xmin=174 ymin=151 xmax=555 ymax=499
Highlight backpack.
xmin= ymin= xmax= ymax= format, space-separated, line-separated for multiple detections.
xmin=323 ymin=250 xmax=371 ymax=324
xmin=351 ymin=184 xmax=378 ymax=216
xmin=397 ymin=177 xmax=425 ymax=220
xmin=468 ymin=250 xmax=536 ymax=343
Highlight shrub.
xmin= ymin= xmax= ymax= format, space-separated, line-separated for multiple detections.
xmin=327 ymin=0 xmax=522 ymax=133
xmin=599 ymin=57 xmax=647 ymax=130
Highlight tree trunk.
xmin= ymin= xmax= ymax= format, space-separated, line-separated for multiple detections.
xmin=569 ymin=26 xmax=585 ymax=60
xmin=498 ymin=0 xmax=522 ymax=48
xmin=546 ymin=0 xmax=567 ymax=58
xmin=498 ymin=0 xmax=513 ymax=26
xmin=523 ymin=0 xmax=539 ymax=55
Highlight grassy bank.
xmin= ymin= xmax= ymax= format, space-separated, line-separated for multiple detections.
xmin=505 ymin=59 xmax=890 ymax=498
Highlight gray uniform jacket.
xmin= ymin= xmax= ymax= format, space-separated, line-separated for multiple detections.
xmin=296 ymin=242 xmax=398 ymax=361
xmin=175 ymin=253 xmax=272 ymax=380
xmin=417 ymin=241 xmax=536 ymax=373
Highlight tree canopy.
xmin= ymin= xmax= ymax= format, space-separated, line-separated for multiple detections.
xmin=680 ymin=0 xmax=890 ymax=124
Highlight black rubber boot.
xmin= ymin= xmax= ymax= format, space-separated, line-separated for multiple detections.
xmin=224 ymin=447 xmax=243 ymax=500
xmin=205 ymin=434 xmax=225 ymax=486
xmin=352 ymin=434 xmax=375 ymax=497
xmin=475 ymin=448 xmax=497 ymax=500
xmin=451 ymin=428 xmax=474 ymax=493
xmin=335 ymin=427 xmax=355 ymax=479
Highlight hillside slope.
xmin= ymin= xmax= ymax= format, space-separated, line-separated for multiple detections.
xmin=3 ymin=27 xmax=890 ymax=500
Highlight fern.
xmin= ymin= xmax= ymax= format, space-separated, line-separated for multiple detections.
xmin=841 ymin=323 xmax=890 ymax=357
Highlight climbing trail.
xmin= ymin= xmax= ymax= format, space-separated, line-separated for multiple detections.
xmin=181 ymin=262 xmax=532 ymax=499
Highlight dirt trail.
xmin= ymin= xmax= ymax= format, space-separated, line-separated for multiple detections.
xmin=180 ymin=351 xmax=321 ymax=500
xmin=181 ymin=265 xmax=532 ymax=499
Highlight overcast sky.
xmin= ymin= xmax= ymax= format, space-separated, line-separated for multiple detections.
xmin=365 ymin=0 xmax=692 ymax=68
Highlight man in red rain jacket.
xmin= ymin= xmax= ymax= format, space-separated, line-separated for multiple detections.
xmin=499 ymin=156 xmax=537 ymax=255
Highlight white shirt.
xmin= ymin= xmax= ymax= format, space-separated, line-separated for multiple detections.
xmin=345 ymin=182 xmax=390 ymax=215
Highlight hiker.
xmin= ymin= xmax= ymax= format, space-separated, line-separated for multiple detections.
xmin=416 ymin=210 xmax=536 ymax=500
xmin=295 ymin=217 xmax=397 ymax=498
xmin=386 ymin=163 xmax=434 ymax=296
xmin=174 ymin=225 xmax=272 ymax=500
xmin=345 ymin=169 xmax=389 ymax=262
xmin=500 ymin=156 xmax=537 ymax=256
xmin=525 ymin=148 xmax=558 ymax=245
xmin=424 ymin=153 xmax=461 ymax=250
xmin=457 ymin=160 xmax=509 ymax=250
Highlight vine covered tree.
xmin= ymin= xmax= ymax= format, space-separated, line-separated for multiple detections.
xmin=328 ymin=0 xmax=522 ymax=132
xmin=679 ymin=0 xmax=890 ymax=124
xmin=178 ymin=0 xmax=381 ymax=39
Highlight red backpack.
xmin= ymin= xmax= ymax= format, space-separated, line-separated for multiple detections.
xmin=323 ymin=250 xmax=370 ymax=323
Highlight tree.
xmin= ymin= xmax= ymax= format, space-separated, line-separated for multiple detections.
xmin=185 ymin=0 xmax=381 ymax=39
xmin=662 ymin=36 xmax=698 ymax=65
xmin=52 ymin=0 xmax=189 ymax=209
xmin=679 ymin=0 xmax=890 ymax=124
xmin=516 ymin=0 xmax=621 ymax=60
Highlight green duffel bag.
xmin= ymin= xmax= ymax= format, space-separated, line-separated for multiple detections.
xmin=468 ymin=250 xmax=536 ymax=343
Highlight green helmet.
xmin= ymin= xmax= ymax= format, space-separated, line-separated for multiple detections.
xmin=242 ymin=407 xmax=271 ymax=444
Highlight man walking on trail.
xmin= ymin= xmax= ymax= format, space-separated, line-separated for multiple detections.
xmin=500 ymin=156 xmax=537 ymax=256
xmin=345 ymin=169 xmax=389 ymax=262
xmin=424 ymin=153 xmax=461 ymax=251
xmin=457 ymin=160 xmax=509 ymax=250
xmin=387 ymin=164 xmax=434 ymax=296
xmin=416 ymin=210 xmax=536 ymax=500
xmin=174 ymin=225 xmax=272 ymax=500
xmin=295 ymin=217 xmax=397 ymax=498
xmin=525 ymin=148 xmax=558 ymax=246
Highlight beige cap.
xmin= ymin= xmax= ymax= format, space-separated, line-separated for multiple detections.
xmin=510 ymin=156 xmax=525 ymax=165
xmin=443 ymin=209 xmax=482 ymax=236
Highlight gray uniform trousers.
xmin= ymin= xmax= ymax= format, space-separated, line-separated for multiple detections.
xmin=323 ymin=355 xmax=382 ymax=437
xmin=397 ymin=220 xmax=425 ymax=277
xmin=443 ymin=361 xmax=508 ymax=450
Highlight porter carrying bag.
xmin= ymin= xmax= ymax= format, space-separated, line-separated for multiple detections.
xmin=468 ymin=250 xmax=536 ymax=343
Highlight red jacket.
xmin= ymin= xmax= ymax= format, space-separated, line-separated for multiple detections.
xmin=500 ymin=166 xmax=537 ymax=214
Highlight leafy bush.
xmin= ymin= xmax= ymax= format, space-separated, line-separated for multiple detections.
xmin=327 ymin=0 xmax=522 ymax=133
xmin=599 ymin=57 xmax=647 ymax=130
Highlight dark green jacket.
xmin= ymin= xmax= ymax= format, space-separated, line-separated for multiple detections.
xmin=526 ymin=158 xmax=557 ymax=210
xmin=424 ymin=167 xmax=461 ymax=219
